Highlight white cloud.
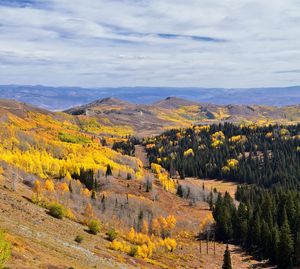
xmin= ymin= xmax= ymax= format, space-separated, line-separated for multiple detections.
xmin=0 ymin=0 xmax=299 ymax=87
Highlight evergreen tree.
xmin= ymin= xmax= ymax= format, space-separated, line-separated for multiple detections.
xmin=278 ymin=219 xmax=294 ymax=269
xmin=222 ymin=245 xmax=232 ymax=269
xmin=105 ymin=164 xmax=112 ymax=177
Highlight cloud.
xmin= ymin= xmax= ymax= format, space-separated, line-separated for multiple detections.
xmin=0 ymin=0 xmax=299 ymax=87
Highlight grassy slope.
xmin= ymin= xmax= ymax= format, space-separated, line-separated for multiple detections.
xmin=0 ymin=170 xmax=273 ymax=269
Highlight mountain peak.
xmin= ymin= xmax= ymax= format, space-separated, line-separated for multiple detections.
xmin=89 ymin=97 xmax=130 ymax=106
xmin=153 ymin=96 xmax=199 ymax=108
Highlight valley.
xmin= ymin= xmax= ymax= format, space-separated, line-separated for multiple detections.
xmin=0 ymin=97 xmax=298 ymax=269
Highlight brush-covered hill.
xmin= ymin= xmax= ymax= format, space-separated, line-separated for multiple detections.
xmin=65 ymin=96 xmax=300 ymax=136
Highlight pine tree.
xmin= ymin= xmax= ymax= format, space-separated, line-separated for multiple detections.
xmin=277 ymin=219 xmax=294 ymax=269
xmin=105 ymin=164 xmax=112 ymax=177
xmin=222 ymin=245 xmax=232 ymax=269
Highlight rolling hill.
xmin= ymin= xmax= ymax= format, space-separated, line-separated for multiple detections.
xmin=65 ymin=96 xmax=300 ymax=136
xmin=0 ymin=85 xmax=299 ymax=110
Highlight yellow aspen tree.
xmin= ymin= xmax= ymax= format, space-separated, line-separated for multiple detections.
xmin=65 ymin=171 xmax=72 ymax=181
xmin=44 ymin=179 xmax=55 ymax=192
xmin=151 ymin=218 xmax=160 ymax=236
xmin=58 ymin=182 xmax=69 ymax=193
xmin=83 ymin=202 xmax=94 ymax=225
xmin=82 ymin=188 xmax=90 ymax=198
xmin=127 ymin=227 xmax=135 ymax=242
xmin=32 ymin=180 xmax=42 ymax=204
xmin=141 ymin=220 xmax=149 ymax=235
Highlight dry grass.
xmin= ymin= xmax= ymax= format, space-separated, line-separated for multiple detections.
xmin=184 ymin=178 xmax=238 ymax=198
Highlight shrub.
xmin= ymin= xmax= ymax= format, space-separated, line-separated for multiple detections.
xmin=88 ymin=219 xmax=101 ymax=235
xmin=0 ymin=230 xmax=11 ymax=268
xmin=106 ymin=228 xmax=117 ymax=242
xmin=75 ymin=235 xmax=83 ymax=243
xmin=48 ymin=202 xmax=65 ymax=219
xmin=129 ymin=245 xmax=138 ymax=257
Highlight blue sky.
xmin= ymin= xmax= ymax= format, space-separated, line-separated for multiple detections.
xmin=0 ymin=0 xmax=299 ymax=87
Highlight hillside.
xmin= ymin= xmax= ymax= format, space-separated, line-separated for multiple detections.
xmin=65 ymin=97 xmax=300 ymax=136
xmin=0 ymin=99 xmax=296 ymax=269
xmin=0 ymin=85 xmax=299 ymax=110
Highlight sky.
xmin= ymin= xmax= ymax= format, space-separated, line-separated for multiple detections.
xmin=0 ymin=0 xmax=299 ymax=88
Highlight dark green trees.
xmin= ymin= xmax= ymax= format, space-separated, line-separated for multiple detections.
xmin=212 ymin=187 xmax=300 ymax=269
xmin=146 ymin=123 xmax=300 ymax=268
xmin=145 ymin=123 xmax=300 ymax=188
xmin=278 ymin=218 xmax=294 ymax=269
xmin=105 ymin=164 xmax=112 ymax=177
xmin=222 ymin=245 xmax=232 ymax=269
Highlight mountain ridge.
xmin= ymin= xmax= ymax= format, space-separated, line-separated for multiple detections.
xmin=0 ymin=85 xmax=299 ymax=110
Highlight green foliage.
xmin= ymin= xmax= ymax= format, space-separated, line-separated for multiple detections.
xmin=145 ymin=123 xmax=300 ymax=188
xmin=112 ymin=139 xmax=136 ymax=156
xmin=278 ymin=219 xmax=294 ymax=269
xmin=214 ymin=186 xmax=300 ymax=268
xmin=88 ymin=219 xmax=101 ymax=235
xmin=0 ymin=230 xmax=11 ymax=268
xmin=129 ymin=245 xmax=138 ymax=257
xmin=106 ymin=228 xmax=117 ymax=242
xmin=75 ymin=235 xmax=83 ymax=243
xmin=48 ymin=202 xmax=65 ymax=219
xmin=58 ymin=132 xmax=91 ymax=144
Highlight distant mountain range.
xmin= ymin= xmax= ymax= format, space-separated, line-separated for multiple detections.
xmin=0 ymin=85 xmax=299 ymax=110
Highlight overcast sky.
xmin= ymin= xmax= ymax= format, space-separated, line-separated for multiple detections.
xmin=0 ymin=0 xmax=299 ymax=88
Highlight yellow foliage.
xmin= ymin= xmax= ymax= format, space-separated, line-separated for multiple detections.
xmin=266 ymin=132 xmax=273 ymax=138
xmin=151 ymin=163 xmax=161 ymax=174
xmin=136 ymin=242 xmax=154 ymax=258
xmin=65 ymin=208 xmax=76 ymax=221
xmin=160 ymin=238 xmax=177 ymax=252
xmin=33 ymin=180 xmax=42 ymax=195
xmin=57 ymin=182 xmax=69 ymax=193
xmin=0 ymin=112 xmax=143 ymax=182
xmin=199 ymin=213 xmax=214 ymax=233
xmin=211 ymin=131 xmax=225 ymax=148
xmin=152 ymin=215 xmax=176 ymax=237
xmin=151 ymin=163 xmax=176 ymax=192
xmin=109 ymin=240 xmax=131 ymax=253
xmin=65 ymin=171 xmax=72 ymax=180
xmin=44 ymin=179 xmax=55 ymax=192
xmin=82 ymin=188 xmax=90 ymax=198
xmin=141 ymin=220 xmax=149 ymax=234
xmin=83 ymin=202 xmax=94 ymax=224
xmin=229 ymin=135 xmax=247 ymax=144
xmin=194 ymin=125 xmax=210 ymax=133
xmin=211 ymin=140 xmax=223 ymax=148
xmin=151 ymin=218 xmax=161 ymax=236
xmin=183 ymin=148 xmax=194 ymax=157
xmin=227 ymin=159 xmax=239 ymax=169
xmin=222 ymin=166 xmax=230 ymax=174
xmin=212 ymin=131 xmax=225 ymax=141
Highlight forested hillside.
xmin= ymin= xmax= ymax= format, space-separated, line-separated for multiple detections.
xmin=145 ymin=123 xmax=300 ymax=188
xmin=144 ymin=123 xmax=300 ymax=268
